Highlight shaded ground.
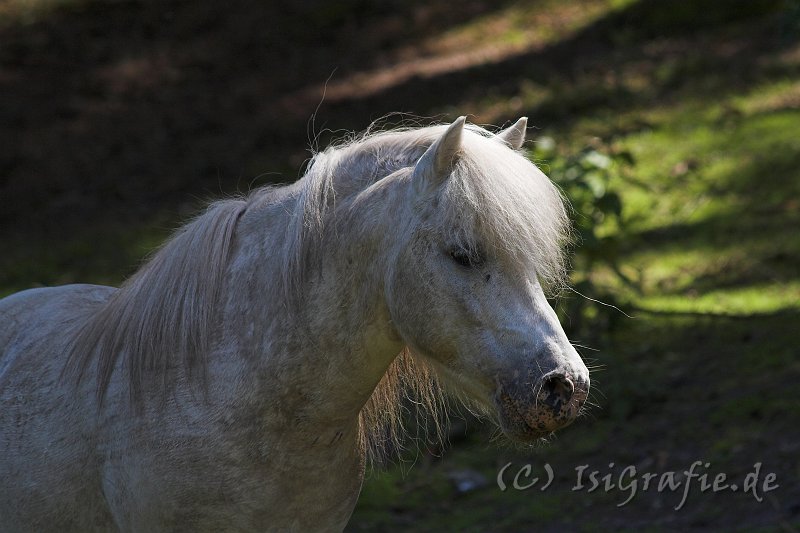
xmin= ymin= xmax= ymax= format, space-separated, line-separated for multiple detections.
xmin=1 ymin=0 xmax=799 ymax=531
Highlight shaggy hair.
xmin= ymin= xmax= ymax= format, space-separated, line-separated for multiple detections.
xmin=297 ymin=123 xmax=569 ymax=289
xmin=65 ymin=120 xmax=571 ymax=461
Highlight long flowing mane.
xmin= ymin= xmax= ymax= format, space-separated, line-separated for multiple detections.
xmin=64 ymin=199 xmax=249 ymax=398
xmin=65 ymin=120 xmax=571 ymax=460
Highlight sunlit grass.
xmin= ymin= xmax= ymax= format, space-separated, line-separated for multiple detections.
xmin=636 ymin=281 xmax=800 ymax=315
xmin=580 ymin=79 xmax=800 ymax=316
xmin=431 ymin=0 xmax=618 ymax=56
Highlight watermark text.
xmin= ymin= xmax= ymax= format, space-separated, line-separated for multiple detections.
xmin=496 ymin=461 xmax=778 ymax=509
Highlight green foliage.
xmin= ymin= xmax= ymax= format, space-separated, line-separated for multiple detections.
xmin=531 ymin=139 xmax=635 ymax=336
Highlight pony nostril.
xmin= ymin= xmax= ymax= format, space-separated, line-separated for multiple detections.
xmin=540 ymin=373 xmax=574 ymax=412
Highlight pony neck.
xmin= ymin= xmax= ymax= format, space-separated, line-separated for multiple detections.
xmin=221 ymin=176 xmax=406 ymax=430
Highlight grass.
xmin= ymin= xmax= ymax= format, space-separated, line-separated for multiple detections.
xmin=597 ymin=90 xmax=800 ymax=316
xmin=0 ymin=217 xmax=174 ymax=298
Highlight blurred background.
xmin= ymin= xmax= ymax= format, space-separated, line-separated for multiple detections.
xmin=1 ymin=0 xmax=799 ymax=530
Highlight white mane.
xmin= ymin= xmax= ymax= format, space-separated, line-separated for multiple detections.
xmin=65 ymin=199 xmax=249 ymax=398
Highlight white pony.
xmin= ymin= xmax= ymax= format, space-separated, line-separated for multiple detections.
xmin=0 ymin=117 xmax=589 ymax=531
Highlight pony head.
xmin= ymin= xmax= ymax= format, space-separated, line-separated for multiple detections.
xmin=383 ymin=117 xmax=589 ymax=441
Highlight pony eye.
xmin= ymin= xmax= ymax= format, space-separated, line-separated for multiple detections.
xmin=448 ymin=247 xmax=482 ymax=268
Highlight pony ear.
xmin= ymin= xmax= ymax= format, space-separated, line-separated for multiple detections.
xmin=413 ymin=116 xmax=466 ymax=193
xmin=495 ymin=117 xmax=528 ymax=150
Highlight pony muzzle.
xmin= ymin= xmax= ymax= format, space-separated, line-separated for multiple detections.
xmin=495 ymin=371 xmax=589 ymax=442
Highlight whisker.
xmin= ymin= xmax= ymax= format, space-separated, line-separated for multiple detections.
xmin=570 ymin=343 xmax=600 ymax=352
xmin=584 ymin=362 xmax=606 ymax=368
xmin=587 ymin=388 xmax=607 ymax=401
xmin=565 ymin=286 xmax=635 ymax=318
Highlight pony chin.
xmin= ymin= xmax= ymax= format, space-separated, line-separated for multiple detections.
xmin=493 ymin=388 xmax=552 ymax=443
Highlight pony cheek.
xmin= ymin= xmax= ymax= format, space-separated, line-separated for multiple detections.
xmin=385 ymin=271 xmax=454 ymax=363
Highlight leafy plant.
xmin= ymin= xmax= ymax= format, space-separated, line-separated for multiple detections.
xmin=531 ymin=138 xmax=635 ymax=337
